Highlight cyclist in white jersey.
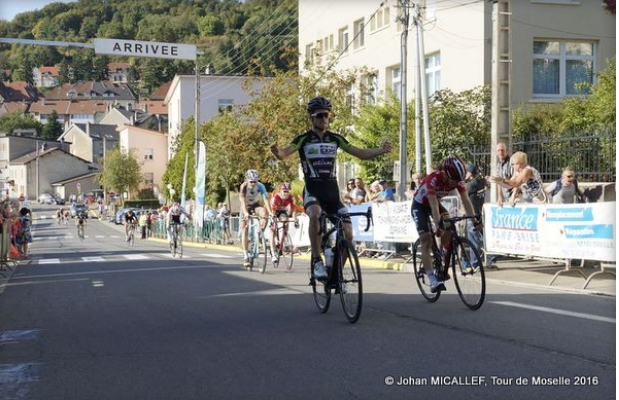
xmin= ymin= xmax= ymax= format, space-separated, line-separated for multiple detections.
xmin=239 ymin=169 xmax=273 ymax=268
xmin=167 ymin=202 xmax=191 ymax=244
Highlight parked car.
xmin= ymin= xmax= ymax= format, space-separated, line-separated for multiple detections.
xmin=53 ymin=195 xmax=66 ymax=205
xmin=71 ymin=203 xmax=89 ymax=218
xmin=38 ymin=193 xmax=55 ymax=204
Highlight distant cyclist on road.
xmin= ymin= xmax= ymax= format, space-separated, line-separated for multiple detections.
xmin=124 ymin=209 xmax=138 ymax=242
xmin=411 ymin=156 xmax=480 ymax=293
xmin=239 ymin=169 xmax=272 ymax=269
xmin=269 ymin=182 xmax=298 ymax=263
xmin=271 ymin=96 xmax=392 ymax=280
xmin=76 ymin=211 xmax=87 ymax=239
xmin=167 ymin=202 xmax=191 ymax=245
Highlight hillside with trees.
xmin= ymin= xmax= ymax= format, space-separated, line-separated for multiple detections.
xmin=0 ymin=0 xmax=298 ymax=94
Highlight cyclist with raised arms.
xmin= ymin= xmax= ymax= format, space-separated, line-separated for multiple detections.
xmin=271 ymin=96 xmax=392 ymax=280
xmin=411 ymin=156 xmax=480 ymax=293
xmin=240 ymin=169 xmax=273 ymax=269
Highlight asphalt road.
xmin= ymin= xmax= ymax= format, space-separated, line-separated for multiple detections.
xmin=0 ymin=204 xmax=615 ymax=400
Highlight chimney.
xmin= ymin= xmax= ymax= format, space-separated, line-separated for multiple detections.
xmin=86 ymin=122 xmax=90 ymax=136
xmin=130 ymin=113 xmax=135 ymax=125
xmin=41 ymin=98 xmax=46 ymax=105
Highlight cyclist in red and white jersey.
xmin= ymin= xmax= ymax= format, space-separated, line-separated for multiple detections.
xmin=411 ymin=156 xmax=479 ymax=292
xmin=269 ymin=182 xmax=298 ymax=262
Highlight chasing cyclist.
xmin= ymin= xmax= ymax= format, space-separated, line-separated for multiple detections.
xmin=271 ymin=96 xmax=392 ymax=280
xmin=239 ymin=169 xmax=273 ymax=269
xmin=76 ymin=211 xmax=87 ymax=239
xmin=124 ymin=209 xmax=138 ymax=242
xmin=411 ymin=156 xmax=480 ymax=293
xmin=269 ymin=182 xmax=298 ymax=263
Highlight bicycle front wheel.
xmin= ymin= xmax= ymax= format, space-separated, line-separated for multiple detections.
xmin=257 ymin=230 xmax=267 ymax=274
xmin=338 ymin=240 xmax=362 ymax=323
xmin=311 ymin=267 xmax=331 ymax=313
xmin=279 ymin=233 xmax=294 ymax=271
xmin=412 ymin=239 xmax=441 ymax=303
xmin=452 ymin=237 xmax=486 ymax=310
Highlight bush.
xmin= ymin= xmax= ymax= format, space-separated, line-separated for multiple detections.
xmin=123 ymin=199 xmax=160 ymax=209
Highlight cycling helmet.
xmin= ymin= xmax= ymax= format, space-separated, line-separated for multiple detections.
xmin=307 ymin=96 xmax=332 ymax=113
xmin=280 ymin=182 xmax=291 ymax=191
xmin=441 ymin=156 xmax=467 ymax=182
xmin=245 ymin=169 xmax=260 ymax=181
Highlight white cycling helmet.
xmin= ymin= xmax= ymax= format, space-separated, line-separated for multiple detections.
xmin=245 ymin=169 xmax=260 ymax=181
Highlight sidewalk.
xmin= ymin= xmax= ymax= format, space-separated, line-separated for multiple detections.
xmin=148 ymin=237 xmax=617 ymax=297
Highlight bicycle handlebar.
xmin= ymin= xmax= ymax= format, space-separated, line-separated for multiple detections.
xmin=444 ymin=214 xmax=480 ymax=224
xmin=323 ymin=207 xmax=373 ymax=232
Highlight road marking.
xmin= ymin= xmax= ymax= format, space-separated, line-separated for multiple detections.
xmin=201 ymin=253 xmax=233 ymax=259
xmin=65 ymin=235 xmax=74 ymax=239
xmin=38 ymin=259 xmax=60 ymax=265
xmin=12 ymin=264 xmax=212 ymax=280
xmin=123 ymin=254 xmax=150 ymax=260
xmin=110 ymin=235 xmax=120 ymax=239
xmin=162 ymin=254 xmax=190 ymax=259
xmin=82 ymin=257 xmax=105 ymax=262
xmin=33 ymin=237 xmax=43 ymax=241
xmin=0 ymin=329 xmax=40 ymax=343
xmin=95 ymin=235 xmax=105 ymax=239
xmin=40 ymin=216 xmax=47 ymax=220
xmin=490 ymin=301 xmax=616 ymax=324
xmin=202 ymin=288 xmax=298 ymax=298
xmin=49 ymin=236 xmax=58 ymax=240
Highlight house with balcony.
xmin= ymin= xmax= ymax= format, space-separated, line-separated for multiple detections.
xmin=32 ymin=66 xmax=60 ymax=88
xmin=46 ymin=81 xmax=138 ymax=110
xmin=108 ymin=62 xmax=131 ymax=84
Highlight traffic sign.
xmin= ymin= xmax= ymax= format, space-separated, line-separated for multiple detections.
xmin=94 ymin=38 xmax=197 ymax=61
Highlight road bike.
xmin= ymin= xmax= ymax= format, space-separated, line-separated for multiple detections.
xmin=169 ymin=222 xmax=183 ymax=258
xmin=246 ymin=215 xmax=267 ymax=273
xmin=269 ymin=216 xmax=296 ymax=271
xmin=127 ymin=222 xmax=136 ymax=248
xmin=412 ymin=215 xmax=486 ymax=310
xmin=77 ymin=222 xmax=85 ymax=240
xmin=310 ymin=208 xmax=372 ymax=324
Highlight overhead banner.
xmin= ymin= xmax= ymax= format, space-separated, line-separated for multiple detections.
xmin=484 ymin=202 xmax=616 ymax=262
xmin=94 ymin=38 xmax=197 ymax=60
xmin=194 ymin=141 xmax=206 ymax=229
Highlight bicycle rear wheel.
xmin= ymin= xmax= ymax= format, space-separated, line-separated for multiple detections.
xmin=279 ymin=233 xmax=294 ymax=270
xmin=412 ymin=239 xmax=441 ymax=302
xmin=452 ymin=237 xmax=486 ymax=310
xmin=338 ymin=240 xmax=362 ymax=323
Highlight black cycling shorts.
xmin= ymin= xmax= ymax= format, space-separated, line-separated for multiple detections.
xmin=411 ymin=200 xmax=449 ymax=235
xmin=303 ymin=179 xmax=349 ymax=220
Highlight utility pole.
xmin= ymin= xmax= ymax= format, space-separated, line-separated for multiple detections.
xmin=397 ymin=0 xmax=411 ymax=201
xmin=35 ymin=141 xmax=40 ymax=200
xmin=415 ymin=3 xmax=432 ymax=174
xmin=412 ymin=3 xmax=422 ymax=174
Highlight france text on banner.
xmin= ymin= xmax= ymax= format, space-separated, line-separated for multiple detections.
xmin=483 ymin=202 xmax=616 ymax=262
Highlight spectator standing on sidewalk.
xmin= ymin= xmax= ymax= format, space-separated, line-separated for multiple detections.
xmin=342 ymin=179 xmax=355 ymax=206
xmin=138 ymin=211 xmax=148 ymax=239
xmin=486 ymin=142 xmax=513 ymax=206
xmin=217 ymin=202 xmax=233 ymax=245
xmin=351 ymin=178 xmax=367 ymax=205
xmin=490 ymin=152 xmax=544 ymax=205
xmin=545 ymin=167 xmax=587 ymax=204
xmin=464 ymin=163 xmax=486 ymax=268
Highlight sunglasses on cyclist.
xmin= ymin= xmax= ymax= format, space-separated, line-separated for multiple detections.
xmin=311 ymin=112 xmax=330 ymax=119
xmin=249 ymin=180 xmax=257 ymax=184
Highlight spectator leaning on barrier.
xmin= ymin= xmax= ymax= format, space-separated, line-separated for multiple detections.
xmin=351 ymin=178 xmax=367 ymax=205
xmin=375 ymin=179 xmax=395 ymax=203
xmin=486 ymin=142 xmax=513 ymax=206
xmin=342 ymin=179 xmax=355 ymax=206
xmin=545 ymin=167 xmax=587 ymax=204
xmin=490 ymin=151 xmax=544 ymax=205
xmin=366 ymin=180 xmax=381 ymax=203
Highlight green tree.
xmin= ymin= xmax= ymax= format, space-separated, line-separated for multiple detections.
xmin=0 ymin=113 xmax=43 ymax=135
xmin=92 ymin=56 xmax=110 ymax=82
xmin=97 ymin=148 xmax=143 ymax=199
xmin=13 ymin=54 xmax=35 ymax=84
xmin=197 ymin=14 xmax=225 ymax=36
xmin=162 ymin=118 xmax=196 ymax=202
xmin=41 ymin=110 xmax=64 ymax=140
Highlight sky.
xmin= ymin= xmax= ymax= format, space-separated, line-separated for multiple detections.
xmin=0 ymin=0 xmax=77 ymax=22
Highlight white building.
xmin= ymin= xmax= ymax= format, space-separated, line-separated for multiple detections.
xmin=299 ymin=0 xmax=615 ymax=110
xmin=164 ymin=74 xmax=269 ymax=158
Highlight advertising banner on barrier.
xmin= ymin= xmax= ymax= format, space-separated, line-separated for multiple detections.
xmin=484 ymin=202 xmax=616 ymax=262
xmin=372 ymin=201 xmax=418 ymax=243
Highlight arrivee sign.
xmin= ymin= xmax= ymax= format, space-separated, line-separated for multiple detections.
xmin=94 ymin=38 xmax=196 ymax=61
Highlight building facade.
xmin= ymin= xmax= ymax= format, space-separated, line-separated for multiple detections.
xmin=299 ymin=0 xmax=615 ymax=110
xmin=164 ymin=74 xmax=269 ymax=158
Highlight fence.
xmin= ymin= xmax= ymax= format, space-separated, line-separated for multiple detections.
xmin=151 ymin=217 xmax=242 ymax=245
xmin=465 ymin=129 xmax=616 ymax=183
